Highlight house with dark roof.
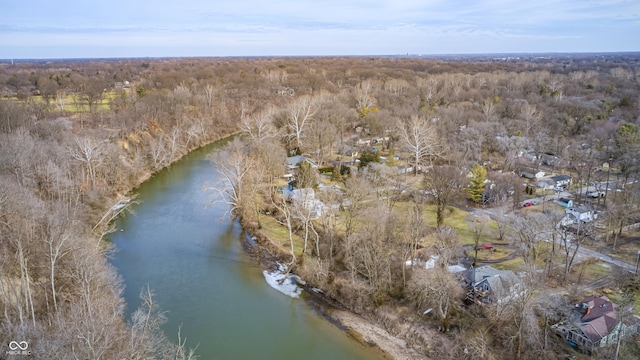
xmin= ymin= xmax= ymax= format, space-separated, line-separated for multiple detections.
xmin=553 ymin=295 xmax=639 ymax=352
xmin=286 ymin=155 xmax=318 ymax=171
xmin=550 ymin=174 xmax=572 ymax=188
xmin=466 ymin=265 xmax=524 ymax=306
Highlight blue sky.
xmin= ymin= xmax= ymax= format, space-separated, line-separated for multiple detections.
xmin=1 ymin=0 xmax=639 ymax=58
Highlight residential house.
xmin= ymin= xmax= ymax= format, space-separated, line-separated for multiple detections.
xmin=550 ymin=174 xmax=572 ymax=189
xmin=519 ymin=166 xmax=545 ymax=180
xmin=558 ymin=205 xmax=596 ymax=227
xmin=553 ymin=295 xmax=639 ymax=352
xmin=288 ymin=188 xmax=324 ymax=219
xmin=566 ymin=205 xmax=596 ymax=223
xmin=414 ymin=255 xmax=467 ymax=274
xmin=541 ymin=154 xmax=559 ymax=166
xmin=466 ymin=265 xmax=524 ymax=305
xmin=277 ymin=87 xmax=295 ymax=96
xmin=286 ymin=155 xmax=318 ymax=172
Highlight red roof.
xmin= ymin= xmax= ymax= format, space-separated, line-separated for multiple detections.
xmin=579 ymin=295 xmax=618 ymax=342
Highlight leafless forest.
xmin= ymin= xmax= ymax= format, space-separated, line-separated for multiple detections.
xmin=1 ymin=54 xmax=640 ymax=359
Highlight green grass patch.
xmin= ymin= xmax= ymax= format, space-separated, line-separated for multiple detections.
xmin=259 ymin=215 xmax=305 ymax=256
xmin=606 ymin=289 xmax=640 ymax=317
xmin=474 ymin=246 xmax=516 ymax=261
xmin=602 ymin=234 xmax=640 ymax=266
xmin=576 ymin=262 xmax=612 ymax=283
xmin=3 ymin=91 xmax=119 ymax=113
xmin=493 ymin=257 xmax=525 ymax=271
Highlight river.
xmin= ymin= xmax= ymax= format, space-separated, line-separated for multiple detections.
xmin=109 ymin=140 xmax=383 ymax=359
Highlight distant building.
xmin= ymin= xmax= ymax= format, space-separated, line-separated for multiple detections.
xmin=519 ymin=167 xmax=545 ymax=179
xmin=277 ymin=87 xmax=295 ymax=96
xmin=549 ymin=174 xmax=572 ymax=188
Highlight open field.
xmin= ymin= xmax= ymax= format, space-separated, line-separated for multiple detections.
xmin=3 ymin=90 xmax=121 ymax=113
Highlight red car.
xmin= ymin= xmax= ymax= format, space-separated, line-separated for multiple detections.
xmin=522 ymin=202 xmax=532 ymax=207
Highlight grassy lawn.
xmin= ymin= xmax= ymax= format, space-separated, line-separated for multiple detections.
xmin=3 ymin=91 xmax=119 ymax=113
xmin=259 ymin=215 xmax=305 ymax=256
xmin=493 ymin=257 xmax=525 ymax=271
xmin=601 ymin=231 xmax=640 ymax=266
xmin=474 ymin=246 xmax=516 ymax=261
xmin=393 ymin=201 xmax=478 ymax=243
xmin=604 ymin=288 xmax=640 ymax=317
xmin=575 ymin=261 xmax=612 ymax=283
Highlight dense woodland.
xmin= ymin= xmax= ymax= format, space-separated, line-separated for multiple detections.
xmin=1 ymin=54 xmax=640 ymax=359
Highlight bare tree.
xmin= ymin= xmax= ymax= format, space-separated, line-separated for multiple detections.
xmin=408 ymin=265 xmax=463 ymax=332
xmin=240 ymin=105 xmax=278 ymax=144
xmin=361 ymin=162 xmax=405 ymax=210
xmin=68 ymin=137 xmax=103 ymax=187
xmin=290 ymin=188 xmax=320 ymax=257
xmin=482 ymin=97 xmax=497 ymax=122
xmin=557 ymin=221 xmax=593 ymax=283
xmin=398 ymin=115 xmax=442 ymax=175
xmin=44 ymin=214 xmax=72 ymax=312
xmin=511 ymin=213 xmax=547 ymax=273
xmin=520 ymin=103 xmax=542 ymax=136
xmin=270 ymin=196 xmax=296 ymax=267
xmin=400 ymin=204 xmax=429 ymax=286
xmin=148 ymin=136 xmax=168 ymax=170
xmin=206 ymin=138 xmax=255 ymax=218
xmin=355 ymin=80 xmax=377 ymax=117
xmin=129 ymin=286 xmax=173 ymax=358
xmin=286 ymin=94 xmax=318 ymax=149
xmin=423 ymin=165 xmax=466 ymax=228
xmin=351 ymin=204 xmax=394 ymax=290
xmin=342 ymin=174 xmax=371 ymax=238
xmin=203 ymin=84 xmax=216 ymax=108
xmin=470 ymin=221 xmax=486 ymax=266
xmin=306 ymin=117 xmax=337 ymax=166
xmin=55 ymin=90 xmax=66 ymax=113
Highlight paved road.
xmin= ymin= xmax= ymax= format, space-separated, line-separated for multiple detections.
xmin=472 ymin=205 xmax=639 ymax=275
xmin=570 ymin=243 xmax=638 ymax=273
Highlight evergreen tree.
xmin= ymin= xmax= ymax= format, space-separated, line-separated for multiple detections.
xmin=358 ymin=149 xmax=380 ymax=169
xmin=469 ymin=164 xmax=487 ymax=203
xmin=295 ymin=161 xmax=318 ymax=189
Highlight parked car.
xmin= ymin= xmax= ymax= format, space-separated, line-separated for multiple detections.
xmin=587 ymin=191 xmax=605 ymax=198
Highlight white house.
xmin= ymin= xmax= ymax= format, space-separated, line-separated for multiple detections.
xmin=289 ymin=188 xmax=324 ymax=219
xmin=566 ymin=205 xmax=596 ymax=223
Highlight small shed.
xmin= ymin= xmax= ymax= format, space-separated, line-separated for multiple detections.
xmin=557 ymin=198 xmax=574 ymax=208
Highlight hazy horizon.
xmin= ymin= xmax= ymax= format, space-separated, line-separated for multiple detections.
xmin=3 ymin=51 xmax=640 ymax=63
xmin=2 ymin=0 xmax=639 ymax=59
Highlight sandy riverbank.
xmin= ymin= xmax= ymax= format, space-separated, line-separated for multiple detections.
xmin=330 ymin=309 xmax=426 ymax=360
